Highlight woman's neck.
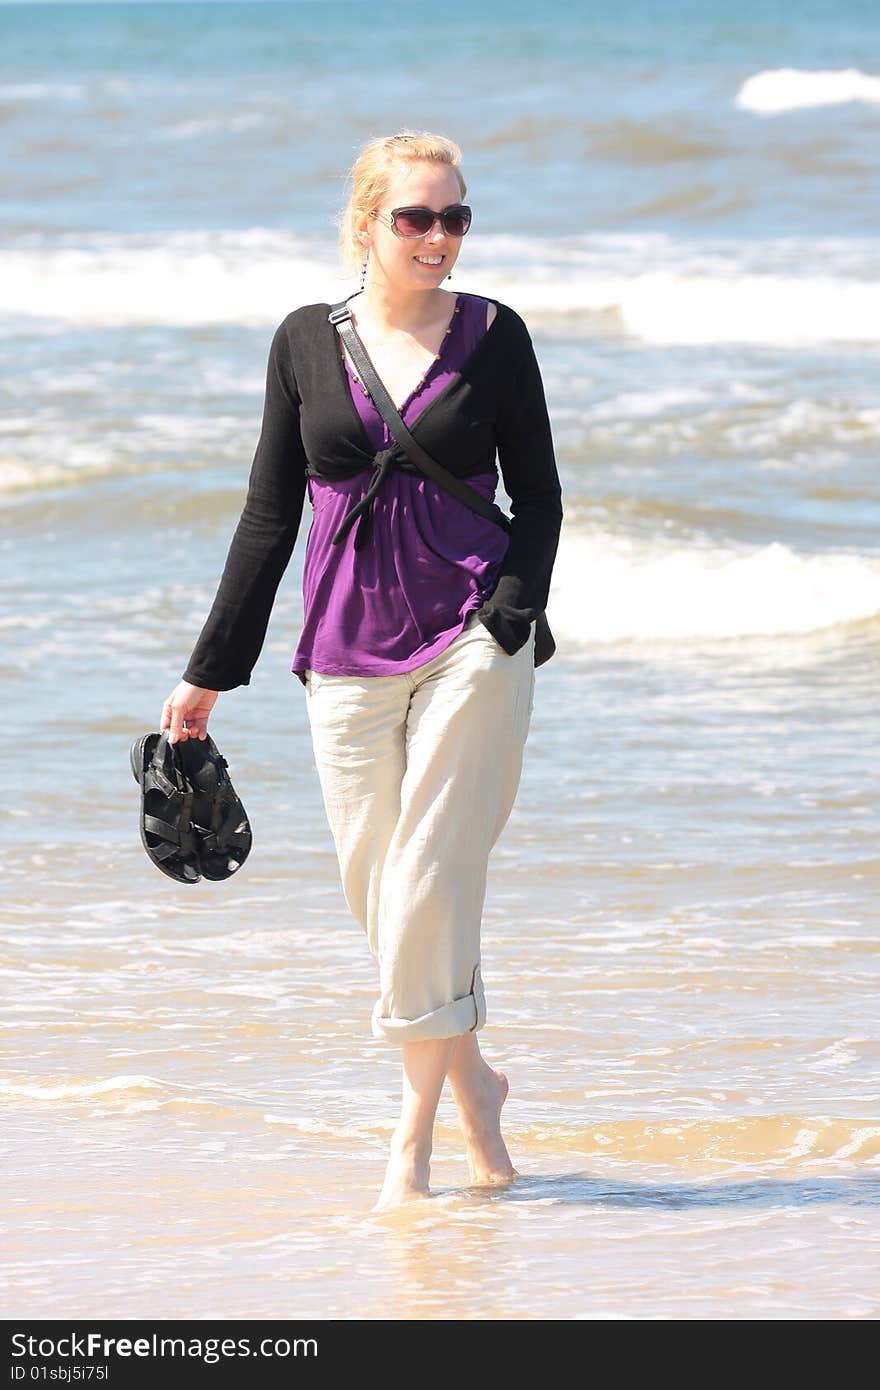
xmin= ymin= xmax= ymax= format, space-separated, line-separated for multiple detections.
xmin=353 ymin=282 xmax=452 ymax=335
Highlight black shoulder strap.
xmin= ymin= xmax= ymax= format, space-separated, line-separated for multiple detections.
xmin=328 ymin=299 xmax=511 ymax=535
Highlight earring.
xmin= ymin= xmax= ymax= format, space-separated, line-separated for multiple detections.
xmin=360 ymin=247 xmax=369 ymax=291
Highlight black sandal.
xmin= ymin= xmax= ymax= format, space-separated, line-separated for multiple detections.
xmin=130 ymin=731 xmax=202 ymax=884
xmin=175 ymin=734 xmax=252 ymax=881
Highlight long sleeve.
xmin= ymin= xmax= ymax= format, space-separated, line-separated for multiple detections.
xmin=477 ymin=328 xmax=564 ymax=654
xmin=181 ymin=318 xmax=308 ymax=690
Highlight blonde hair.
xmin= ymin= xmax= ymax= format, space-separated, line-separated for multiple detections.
xmin=337 ymin=130 xmax=468 ymax=277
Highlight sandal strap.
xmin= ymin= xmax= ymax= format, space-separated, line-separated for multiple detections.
xmin=195 ymin=825 xmax=250 ymax=854
xmin=143 ymin=782 xmax=198 ymax=856
xmin=144 ymin=812 xmax=182 ymax=843
xmin=144 ymin=765 xmax=188 ymax=802
xmin=144 ymin=810 xmax=199 ymax=852
xmin=191 ymin=789 xmax=249 ymax=855
xmin=143 ymin=831 xmax=181 ymax=863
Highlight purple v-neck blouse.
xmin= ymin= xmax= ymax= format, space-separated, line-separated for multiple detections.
xmin=290 ymin=292 xmax=509 ymax=684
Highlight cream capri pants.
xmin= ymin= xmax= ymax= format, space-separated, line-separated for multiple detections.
xmin=304 ymin=610 xmax=536 ymax=1045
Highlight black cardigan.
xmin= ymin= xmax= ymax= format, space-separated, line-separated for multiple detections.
xmin=182 ymin=297 xmax=563 ymax=690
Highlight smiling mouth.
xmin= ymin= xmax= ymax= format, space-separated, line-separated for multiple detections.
xmin=413 ymin=255 xmax=445 ymax=265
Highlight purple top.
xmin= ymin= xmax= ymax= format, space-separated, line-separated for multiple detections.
xmin=290 ymin=292 xmax=509 ymax=683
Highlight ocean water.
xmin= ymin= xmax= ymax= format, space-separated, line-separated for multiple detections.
xmin=2 ymin=0 xmax=880 ymax=1321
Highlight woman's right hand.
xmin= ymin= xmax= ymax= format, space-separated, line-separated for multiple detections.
xmin=160 ymin=681 xmax=220 ymax=745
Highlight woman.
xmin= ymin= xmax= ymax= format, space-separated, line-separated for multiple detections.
xmin=160 ymin=131 xmax=563 ymax=1210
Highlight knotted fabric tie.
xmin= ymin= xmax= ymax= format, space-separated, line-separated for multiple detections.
xmin=331 ymin=445 xmax=400 ymax=551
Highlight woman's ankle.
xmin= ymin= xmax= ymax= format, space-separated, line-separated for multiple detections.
xmin=448 ymin=1050 xmax=494 ymax=1103
xmin=391 ymin=1115 xmax=434 ymax=1163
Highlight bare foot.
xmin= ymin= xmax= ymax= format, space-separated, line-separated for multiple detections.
xmin=452 ymin=1064 xmax=518 ymax=1188
xmin=372 ymin=1130 xmax=432 ymax=1212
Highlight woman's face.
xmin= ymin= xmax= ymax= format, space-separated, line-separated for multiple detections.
xmin=360 ymin=162 xmax=466 ymax=292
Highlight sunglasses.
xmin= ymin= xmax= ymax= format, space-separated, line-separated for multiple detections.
xmin=369 ymin=204 xmax=473 ymax=239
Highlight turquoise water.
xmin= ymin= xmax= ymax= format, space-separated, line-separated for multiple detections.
xmin=3 ymin=0 xmax=880 ymax=237
xmin=2 ymin=0 xmax=879 ymax=1321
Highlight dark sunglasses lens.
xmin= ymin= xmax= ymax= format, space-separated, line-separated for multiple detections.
xmin=394 ymin=209 xmax=436 ymax=236
xmin=443 ymin=207 xmax=471 ymax=236
xmin=392 ymin=207 xmax=472 ymax=236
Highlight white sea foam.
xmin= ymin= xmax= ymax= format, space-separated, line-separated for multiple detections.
xmin=0 ymin=1074 xmax=166 ymax=1101
xmin=549 ymin=532 xmax=880 ymax=643
xmin=2 ymin=228 xmax=880 ymax=344
xmin=736 ymin=67 xmax=880 ymax=114
xmin=0 ymin=77 xmax=131 ymax=101
xmin=159 ymin=112 xmax=268 ymax=140
xmin=0 ymin=82 xmax=85 ymax=101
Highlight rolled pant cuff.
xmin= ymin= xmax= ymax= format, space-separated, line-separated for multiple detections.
xmin=371 ymin=965 xmax=486 ymax=1044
